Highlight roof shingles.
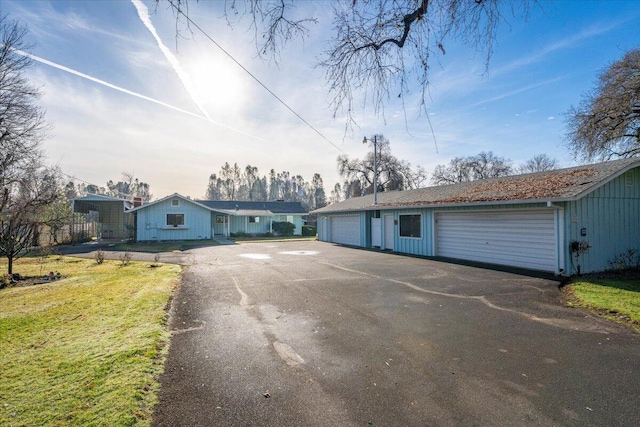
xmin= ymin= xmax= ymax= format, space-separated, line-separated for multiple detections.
xmin=313 ymin=158 xmax=640 ymax=214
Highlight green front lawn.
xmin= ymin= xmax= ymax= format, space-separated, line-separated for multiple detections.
xmin=0 ymin=256 xmax=181 ymax=426
xmin=565 ymin=276 xmax=640 ymax=332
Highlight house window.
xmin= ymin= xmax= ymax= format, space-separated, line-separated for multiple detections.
xmin=286 ymin=215 xmax=294 ymax=223
xmin=399 ymin=214 xmax=421 ymax=238
xmin=171 ymin=199 xmax=180 ymax=207
xmin=216 ymin=215 xmax=228 ymax=224
xmin=249 ymin=216 xmax=259 ymax=223
xmin=167 ymin=213 xmax=184 ymax=227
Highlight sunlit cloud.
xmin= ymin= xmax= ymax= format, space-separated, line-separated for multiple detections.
xmin=11 ymin=48 xmax=264 ymax=140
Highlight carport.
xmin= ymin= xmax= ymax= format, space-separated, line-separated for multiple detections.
xmin=72 ymin=194 xmax=133 ymax=240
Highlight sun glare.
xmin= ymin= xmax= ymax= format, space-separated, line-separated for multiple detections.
xmin=188 ymin=57 xmax=246 ymax=114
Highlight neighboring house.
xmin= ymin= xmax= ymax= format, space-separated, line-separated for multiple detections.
xmin=129 ymin=194 xmax=307 ymax=241
xmin=311 ymin=158 xmax=640 ymax=275
xmin=72 ymin=194 xmax=134 ymax=239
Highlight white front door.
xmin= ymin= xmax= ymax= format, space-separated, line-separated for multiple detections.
xmin=384 ymin=214 xmax=394 ymax=250
xmin=371 ymin=218 xmax=382 ymax=247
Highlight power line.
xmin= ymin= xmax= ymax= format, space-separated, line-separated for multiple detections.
xmin=167 ymin=3 xmax=347 ymax=155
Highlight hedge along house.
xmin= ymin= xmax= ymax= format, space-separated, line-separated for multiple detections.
xmin=312 ymin=158 xmax=640 ymax=276
xmin=129 ymin=193 xmax=307 ymax=241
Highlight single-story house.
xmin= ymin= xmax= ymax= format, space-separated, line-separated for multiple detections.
xmin=129 ymin=194 xmax=307 ymax=241
xmin=72 ymin=194 xmax=134 ymax=239
xmin=311 ymin=158 xmax=640 ymax=275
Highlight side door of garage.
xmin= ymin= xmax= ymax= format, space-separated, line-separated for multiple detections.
xmin=434 ymin=210 xmax=558 ymax=272
xmin=330 ymin=215 xmax=362 ymax=247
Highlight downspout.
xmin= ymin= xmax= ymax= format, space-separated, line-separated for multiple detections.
xmin=547 ymin=201 xmax=566 ymax=276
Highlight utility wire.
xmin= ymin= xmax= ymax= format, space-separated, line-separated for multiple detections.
xmin=168 ymin=3 xmax=347 ymax=155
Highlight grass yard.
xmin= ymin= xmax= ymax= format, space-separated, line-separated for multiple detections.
xmin=0 ymin=256 xmax=181 ymax=426
xmin=565 ymin=276 xmax=640 ymax=332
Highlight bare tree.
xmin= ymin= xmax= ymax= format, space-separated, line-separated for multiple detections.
xmin=1 ymin=166 xmax=61 ymax=274
xmin=517 ymin=154 xmax=559 ymax=174
xmin=431 ymin=151 xmax=512 ymax=185
xmin=338 ymin=135 xmax=427 ymax=197
xmin=329 ymin=182 xmax=343 ymax=204
xmin=0 ymin=15 xmax=48 ymax=212
xmin=106 ymin=172 xmax=152 ymax=201
xmin=310 ymin=173 xmax=327 ymax=210
xmin=0 ymin=15 xmax=58 ymax=275
xmin=566 ymin=48 xmax=640 ymax=160
xmin=157 ymin=0 xmax=534 ymax=128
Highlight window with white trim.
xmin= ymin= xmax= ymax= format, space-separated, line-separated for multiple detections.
xmin=249 ymin=216 xmax=259 ymax=223
xmin=171 ymin=199 xmax=180 ymax=207
xmin=399 ymin=214 xmax=421 ymax=238
xmin=167 ymin=213 xmax=184 ymax=227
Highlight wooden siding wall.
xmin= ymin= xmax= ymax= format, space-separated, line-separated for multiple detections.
xmin=229 ymin=216 xmax=270 ymax=234
xmin=136 ymin=198 xmax=212 ymax=241
xmin=564 ymin=169 xmax=640 ymax=274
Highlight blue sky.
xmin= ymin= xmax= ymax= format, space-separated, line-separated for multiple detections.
xmin=3 ymin=0 xmax=640 ymax=198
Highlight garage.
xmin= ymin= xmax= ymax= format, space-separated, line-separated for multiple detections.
xmin=435 ymin=210 xmax=558 ymax=272
xmin=330 ymin=215 xmax=362 ymax=246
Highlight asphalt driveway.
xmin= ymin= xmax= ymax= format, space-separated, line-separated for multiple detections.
xmin=152 ymin=241 xmax=640 ymax=427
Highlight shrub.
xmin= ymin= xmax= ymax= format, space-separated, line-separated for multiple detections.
xmin=302 ymin=225 xmax=317 ymax=236
xmin=272 ymin=221 xmax=295 ymax=236
xmin=95 ymin=249 xmax=105 ymax=265
xmin=119 ymin=251 xmax=132 ymax=266
xmin=608 ymin=249 xmax=640 ymax=271
xmin=230 ymin=231 xmax=249 ymax=238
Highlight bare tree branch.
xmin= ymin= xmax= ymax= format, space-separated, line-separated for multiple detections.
xmin=566 ymin=48 xmax=640 ymax=160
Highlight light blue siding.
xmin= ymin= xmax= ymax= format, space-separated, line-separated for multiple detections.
xmin=563 ymin=169 xmax=640 ymax=274
xmin=315 ymin=166 xmax=639 ymax=276
xmin=136 ymin=197 xmax=213 ymax=241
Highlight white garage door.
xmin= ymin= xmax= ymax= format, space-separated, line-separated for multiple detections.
xmin=330 ymin=215 xmax=362 ymax=246
xmin=435 ymin=210 xmax=558 ymax=272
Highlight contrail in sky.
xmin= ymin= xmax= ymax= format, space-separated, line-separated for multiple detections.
xmin=130 ymin=0 xmax=212 ymax=121
xmin=9 ymin=48 xmax=263 ymax=140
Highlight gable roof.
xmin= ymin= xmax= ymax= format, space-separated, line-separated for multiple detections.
xmin=312 ymin=158 xmax=640 ymax=214
xmin=128 ymin=193 xmax=307 ymax=216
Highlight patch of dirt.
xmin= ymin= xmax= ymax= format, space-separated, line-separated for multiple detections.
xmin=3 ymin=274 xmax=65 ymax=288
